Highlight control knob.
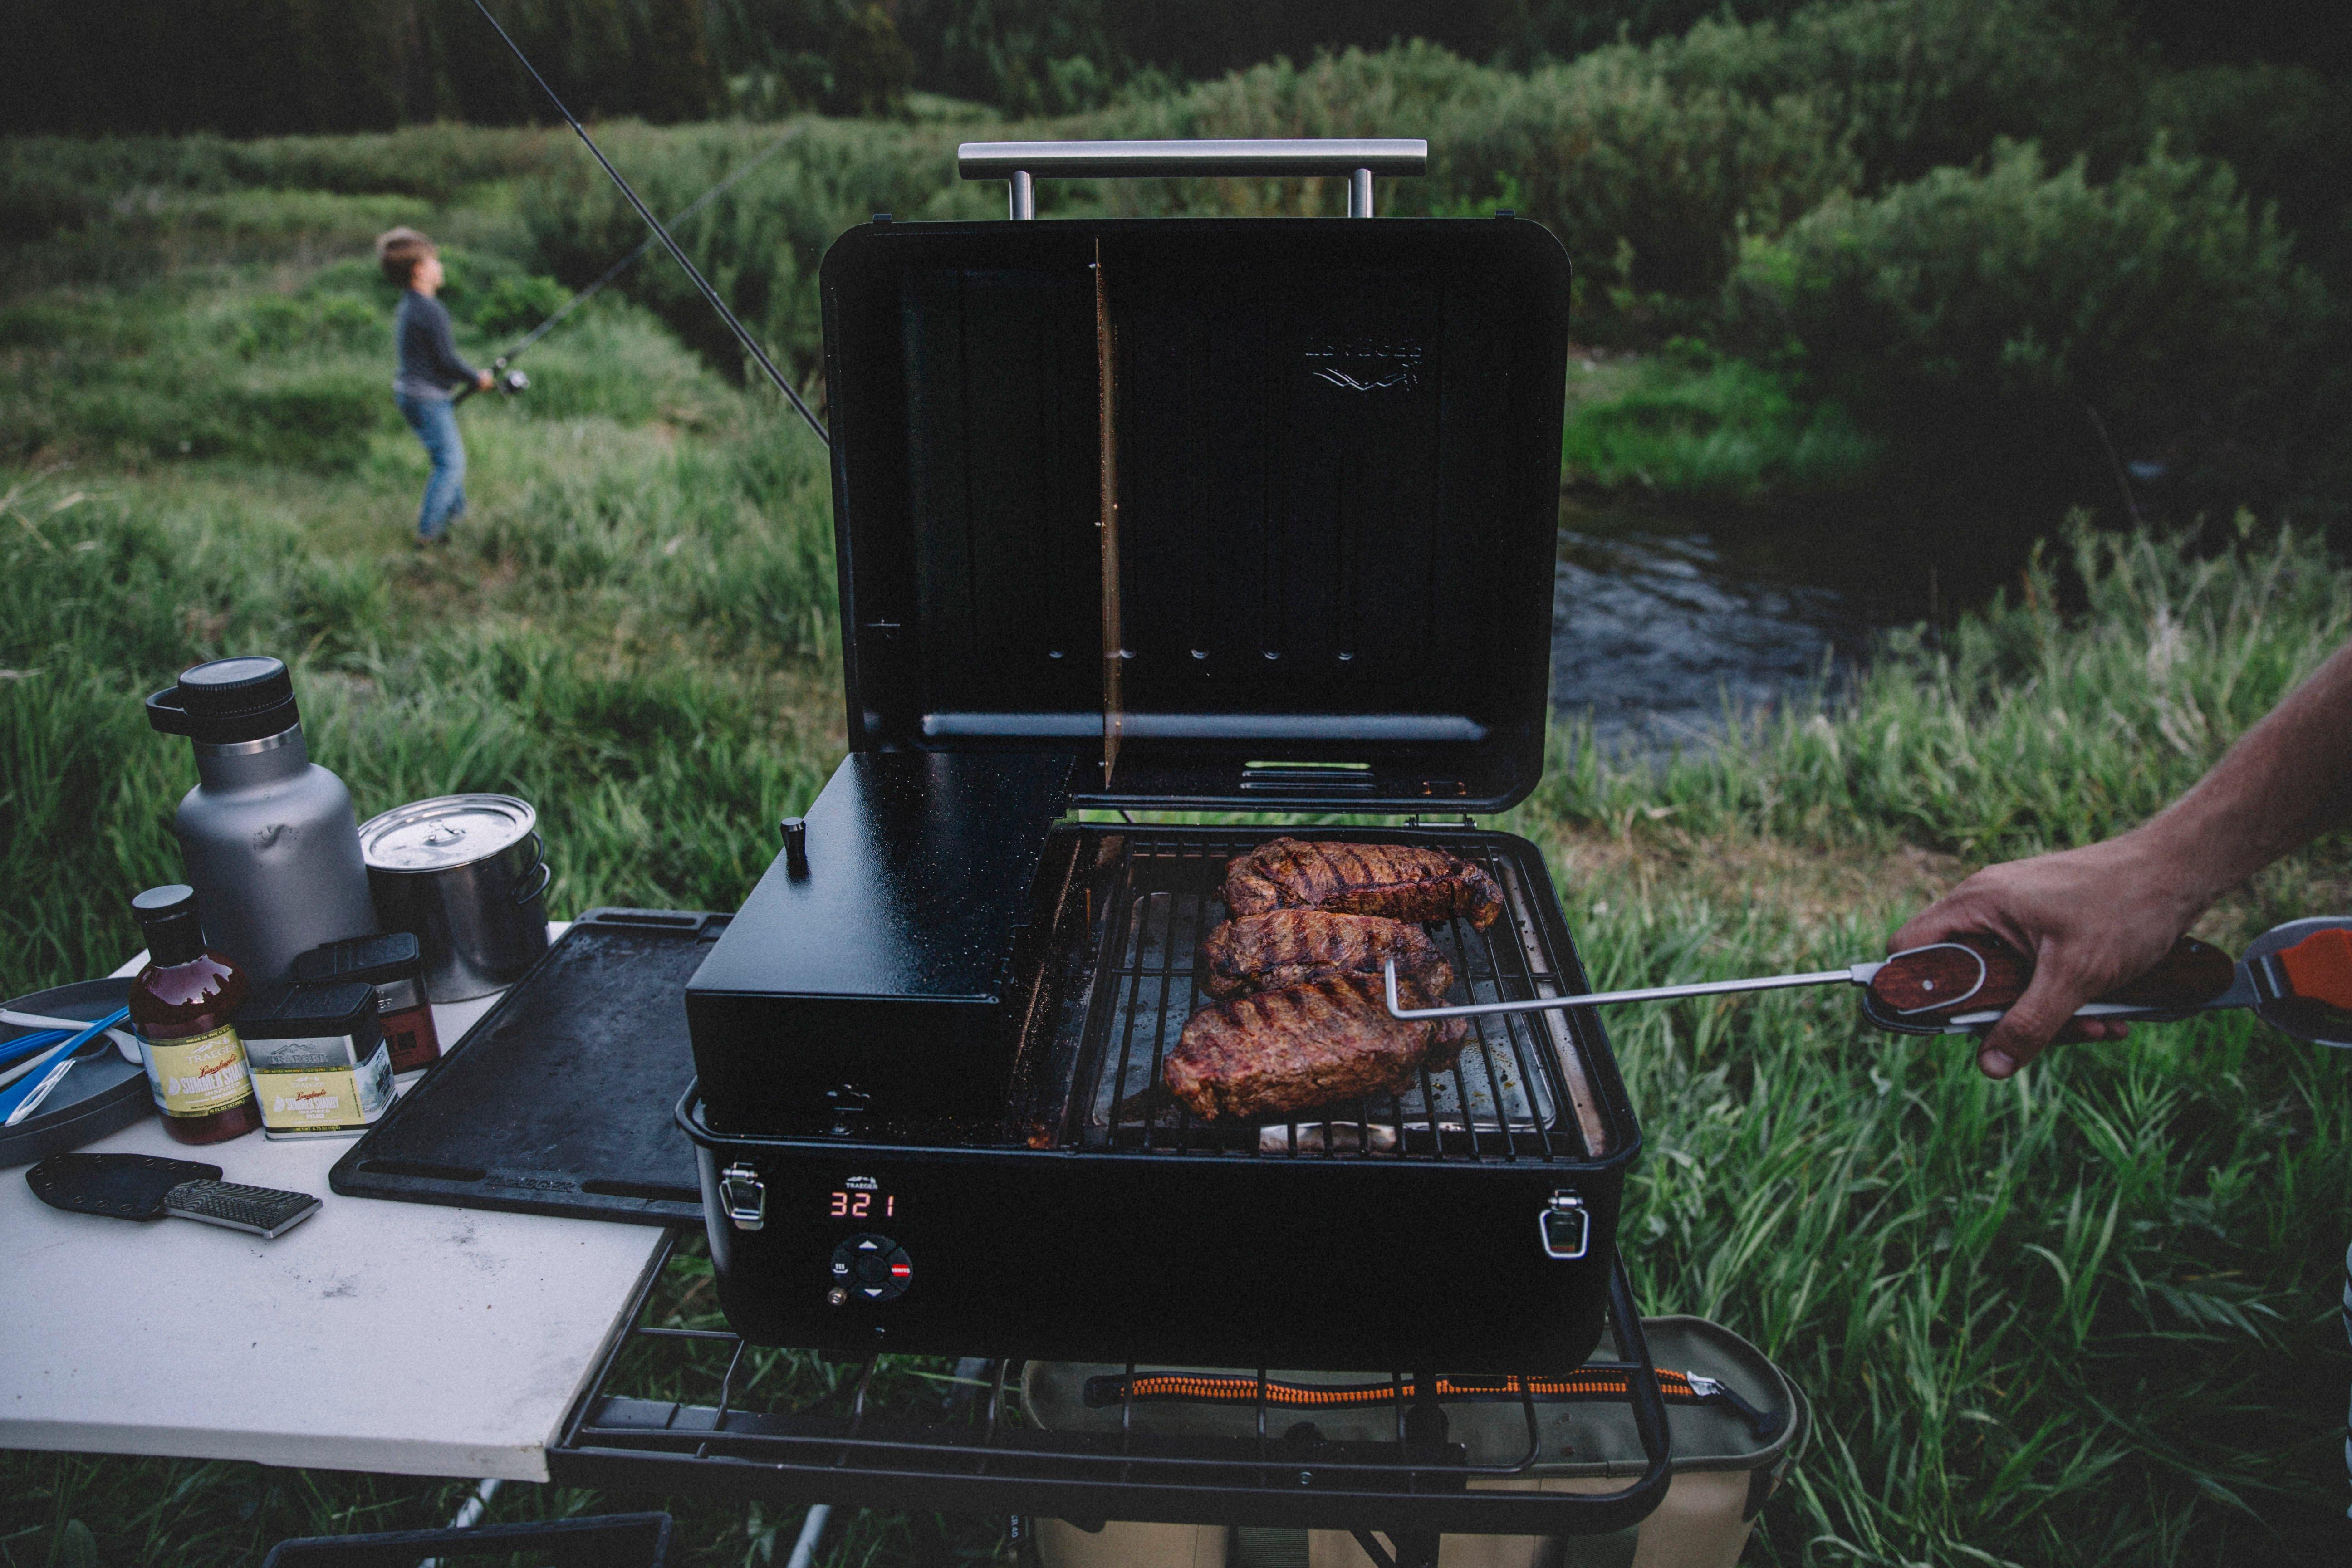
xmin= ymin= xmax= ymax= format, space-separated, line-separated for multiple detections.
xmin=829 ymin=1233 xmax=913 ymax=1302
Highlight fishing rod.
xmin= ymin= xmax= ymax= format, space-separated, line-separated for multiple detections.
xmin=1383 ymin=918 xmax=2352 ymax=1046
xmin=452 ymin=121 xmax=804 ymax=405
xmin=465 ymin=0 xmax=829 ymax=446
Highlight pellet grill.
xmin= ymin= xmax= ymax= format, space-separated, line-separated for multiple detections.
xmin=551 ymin=140 xmax=1679 ymax=1553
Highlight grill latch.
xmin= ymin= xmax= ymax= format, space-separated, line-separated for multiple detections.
xmin=719 ymin=1162 xmax=767 ymax=1232
xmin=1539 ymin=1191 xmax=1588 ymax=1260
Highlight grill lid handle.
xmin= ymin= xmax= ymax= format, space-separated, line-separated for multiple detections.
xmin=958 ymin=138 xmax=1428 ymax=219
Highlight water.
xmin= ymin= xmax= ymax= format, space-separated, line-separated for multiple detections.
xmin=1552 ymin=498 xmax=2032 ymax=759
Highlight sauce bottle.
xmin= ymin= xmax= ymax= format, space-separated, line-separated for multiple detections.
xmin=129 ymin=884 xmax=261 ymax=1145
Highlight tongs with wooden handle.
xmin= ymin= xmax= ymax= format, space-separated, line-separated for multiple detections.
xmin=1382 ymin=918 xmax=2352 ymax=1046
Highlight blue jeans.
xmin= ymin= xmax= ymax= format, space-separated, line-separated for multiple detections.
xmin=396 ymin=393 xmax=466 ymax=539
xmin=2344 ymin=1242 xmax=2351 ymax=1515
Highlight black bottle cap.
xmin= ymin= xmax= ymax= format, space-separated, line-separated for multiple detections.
xmin=146 ymin=656 xmax=300 ymax=745
xmin=131 ymin=884 xmax=207 ymax=967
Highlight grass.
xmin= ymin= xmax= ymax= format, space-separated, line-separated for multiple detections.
xmin=1561 ymin=348 xmax=1881 ymax=500
xmin=5 ymin=123 xmax=2352 ymax=1568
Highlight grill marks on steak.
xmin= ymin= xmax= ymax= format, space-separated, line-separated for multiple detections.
xmin=1197 ymin=910 xmax=1455 ymax=1000
xmin=1221 ymin=838 xmax=1504 ymax=930
xmin=1166 ymin=975 xmax=1469 ymax=1121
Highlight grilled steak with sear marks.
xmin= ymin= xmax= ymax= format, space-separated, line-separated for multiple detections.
xmin=1197 ymin=910 xmax=1455 ymax=1000
xmin=1221 ymin=838 xmax=1505 ymax=929
xmin=1166 ymin=974 xmax=1469 ymax=1121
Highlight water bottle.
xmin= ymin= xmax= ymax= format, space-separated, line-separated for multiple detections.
xmin=145 ymin=656 xmax=377 ymax=984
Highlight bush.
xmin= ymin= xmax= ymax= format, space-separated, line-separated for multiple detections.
xmin=470 ymin=274 xmax=573 ymax=343
xmin=517 ymin=118 xmax=993 ymax=381
xmin=1425 ymin=49 xmax=1856 ymax=315
xmin=2148 ymin=62 xmax=2352 ymax=289
xmin=233 ymin=294 xmax=382 ymax=359
xmin=1646 ymin=0 xmax=2153 ymax=188
xmin=1726 ymin=140 xmax=2342 ymax=499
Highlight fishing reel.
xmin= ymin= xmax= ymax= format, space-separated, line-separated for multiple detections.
xmin=451 ymin=365 xmax=528 ymax=406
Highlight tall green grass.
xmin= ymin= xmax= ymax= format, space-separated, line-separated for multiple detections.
xmin=1529 ymin=515 xmax=2352 ymax=866
xmin=1560 ymin=350 xmax=1879 ymax=498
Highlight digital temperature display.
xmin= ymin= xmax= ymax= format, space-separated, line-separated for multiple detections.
xmin=828 ymin=1190 xmax=896 ymax=1220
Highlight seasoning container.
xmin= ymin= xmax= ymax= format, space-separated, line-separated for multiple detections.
xmin=359 ymin=794 xmax=551 ymax=1003
xmin=127 ymin=885 xmax=262 ymax=1145
xmin=291 ymin=931 xmax=441 ymax=1074
xmin=145 ymin=656 xmax=377 ymax=984
xmin=236 ymin=983 xmax=394 ymax=1140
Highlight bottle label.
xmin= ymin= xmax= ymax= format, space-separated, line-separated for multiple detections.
xmin=139 ymin=1024 xmax=255 ymax=1118
xmin=252 ymin=1043 xmax=393 ymax=1134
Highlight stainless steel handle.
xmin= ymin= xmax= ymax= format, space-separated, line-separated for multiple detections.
xmin=509 ymin=831 xmax=550 ymax=906
xmin=958 ymin=138 xmax=1427 ymax=220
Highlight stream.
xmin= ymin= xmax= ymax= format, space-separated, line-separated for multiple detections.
xmin=1551 ymin=497 xmax=2040 ymax=759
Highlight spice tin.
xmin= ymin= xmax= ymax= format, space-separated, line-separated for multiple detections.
xmin=359 ymin=794 xmax=551 ymax=1003
xmin=236 ymin=983 xmax=394 ymax=1139
xmin=292 ymin=931 xmax=441 ymax=1074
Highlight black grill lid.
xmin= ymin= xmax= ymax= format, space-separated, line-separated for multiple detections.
xmin=819 ymin=215 xmax=1570 ymax=813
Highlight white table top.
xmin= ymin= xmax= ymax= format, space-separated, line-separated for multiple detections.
xmin=0 ymin=929 xmax=673 ymax=1480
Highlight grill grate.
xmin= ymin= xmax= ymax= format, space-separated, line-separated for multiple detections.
xmin=1054 ymin=830 xmax=1605 ymax=1161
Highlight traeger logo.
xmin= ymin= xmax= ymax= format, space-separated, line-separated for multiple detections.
xmin=1304 ymin=340 xmax=1425 ymax=393
xmin=843 ymin=1175 xmax=878 ymax=1191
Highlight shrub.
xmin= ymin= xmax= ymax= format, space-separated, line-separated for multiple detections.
xmin=2148 ymin=62 xmax=2352 ymax=290
xmin=517 ymin=118 xmax=992 ymax=380
xmin=471 ymin=274 xmax=573 ymax=343
xmin=233 ymin=294 xmax=382 ymax=359
xmin=1726 ymin=140 xmax=2342 ymax=498
xmin=1424 ymin=49 xmax=1856 ymax=315
xmin=1646 ymin=0 xmax=2152 ymax=188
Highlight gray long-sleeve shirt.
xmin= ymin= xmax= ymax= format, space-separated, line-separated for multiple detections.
xmin=393 ymin=290 xmax=480 ymax=400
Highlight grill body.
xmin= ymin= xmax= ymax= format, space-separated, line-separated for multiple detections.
xmin=684 ymin=201 xmax=1628 ymax=1372
xmin=682 ymin=823 xmax=1640 ymax=1370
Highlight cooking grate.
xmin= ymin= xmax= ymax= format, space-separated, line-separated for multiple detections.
xmin=545 ymin=1232 xmax=1670 ymax=1538
xmin=1057 ymin=830 xmax=1609 ymax=1161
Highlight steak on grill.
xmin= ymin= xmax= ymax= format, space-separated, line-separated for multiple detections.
xmin=1197 ymin=910 xmax=1455 ymax=1000
xmin=1221 ymin=838 xmax=1505 ymax=930
xmin=1165 ymin=974 xmax=1469 ymax=1121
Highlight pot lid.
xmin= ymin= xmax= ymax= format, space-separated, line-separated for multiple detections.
xmin=359 ymin=794 xmax=536 ymax=872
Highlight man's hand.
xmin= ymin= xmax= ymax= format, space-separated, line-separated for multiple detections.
xmin=1891 ymin=643 xmax=2352 ymax=1079
xmin=476 ymin=370 xmax=496 ymax=391
xmin=1891 ymin=832 xmax=2200 ymax=1079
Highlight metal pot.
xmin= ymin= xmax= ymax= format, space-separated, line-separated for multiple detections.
xmin=358 ymin=794 xmax=551 ymax=1002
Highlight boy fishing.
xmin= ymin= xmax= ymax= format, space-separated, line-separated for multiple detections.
xmin=377 ymin=227 xmax=494 ymax=544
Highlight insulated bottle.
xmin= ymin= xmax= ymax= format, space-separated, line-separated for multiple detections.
xmin=146 ymin=656 xmax=376 ymax=984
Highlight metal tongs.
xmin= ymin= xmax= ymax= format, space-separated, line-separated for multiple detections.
xmin=1384 ymin=916 xmax=2352 ymax=1047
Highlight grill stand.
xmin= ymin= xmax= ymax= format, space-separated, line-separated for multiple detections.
xmin=547 ymin=1232 xmax=1671 ymax=1540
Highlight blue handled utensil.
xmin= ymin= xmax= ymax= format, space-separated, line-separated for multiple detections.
xmin=0 ymin=1006 xmax=132 ymax=1126
xmin=0 ymin=1029 xmax=69 ymax=1078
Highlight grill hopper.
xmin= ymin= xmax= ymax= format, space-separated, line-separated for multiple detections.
xmin=684 ymin=208 xmax=1641 ymax=1370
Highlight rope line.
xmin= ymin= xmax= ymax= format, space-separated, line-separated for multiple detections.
xmin=466 ymin=0 xmax=830 ymax=446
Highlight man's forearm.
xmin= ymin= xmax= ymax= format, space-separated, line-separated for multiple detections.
xmin=2132 ymin=641 xmax=2352 ymax=912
